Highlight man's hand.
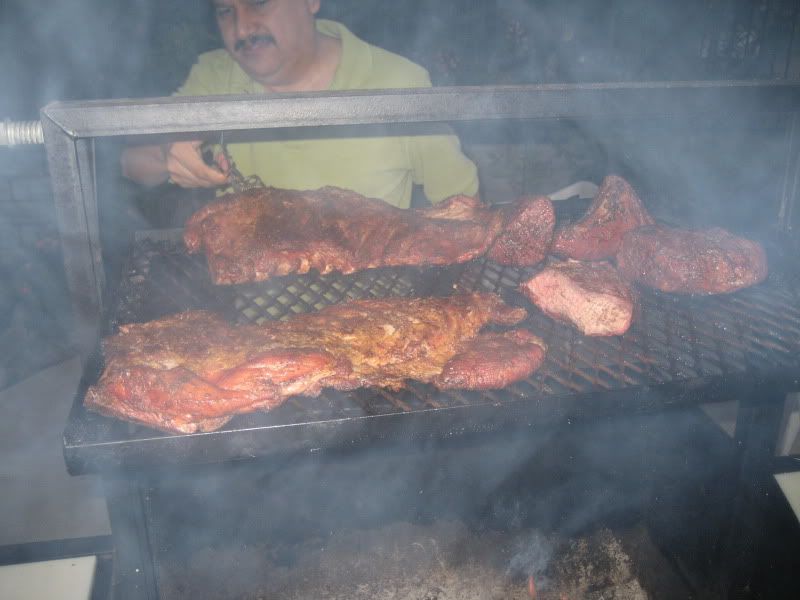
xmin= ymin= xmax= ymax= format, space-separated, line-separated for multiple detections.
xmin=121 ymin=141 xmax=229 ymax=188
xmin=163 ymin=141 xmax=229 ymax=188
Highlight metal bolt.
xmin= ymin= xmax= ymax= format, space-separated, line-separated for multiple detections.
xmin=0 ymin=119 xmax=44 ymax=146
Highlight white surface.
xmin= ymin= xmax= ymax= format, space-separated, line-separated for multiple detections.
xmin=0 ymin=556 xmax=96 ymax=600
xmin=548 ymin=180 xmax=599 ymax=201
xmin=775 ymin=472 xmax=800 ymax=524
xmin=0 ymin=356 xmax=110 ymax=545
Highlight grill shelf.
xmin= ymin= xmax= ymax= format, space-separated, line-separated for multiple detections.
xmin=63 ymin=230 xmax=800 ymax=474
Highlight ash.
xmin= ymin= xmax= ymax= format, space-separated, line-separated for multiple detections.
xmin=538 ymin=528 xmax=648 ymax=600
xmin=159 ymin=522 xmax=648 ymax=600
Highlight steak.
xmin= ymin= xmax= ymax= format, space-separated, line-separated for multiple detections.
xmin=434 ymin=329 xmax=548 ymax=389
xmin=487 ymin=195 xmax=555 ymax=266
xmin=521 ymin=259 xmax=635 ymax=336
xmin=552 ymin=175 xmax=654 ymax=260
xmin=185 ymin=187 xmax=551 ymax=285
xmin=85 ymin=293 xmax=546 ymax=433
xmin=616 ymin=225 xmax=768 ymax=294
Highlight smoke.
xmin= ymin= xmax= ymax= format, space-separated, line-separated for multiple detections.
xmin=0 ymin=1 xmax=223 ymax=378
xmin=144 ymin=406 xmax=736 ymax=596
xmin=0 ymin=0 xmax=176 ymax=548
xmin=321 ymin=0 xmax=798 ymax=229
xmin=467 ymin=0 xmax=799 ymax=231
xmin=0 ymin=1 xmax=794 ymax=589
xmin=0 ymin=1 xmax=151 ymax=118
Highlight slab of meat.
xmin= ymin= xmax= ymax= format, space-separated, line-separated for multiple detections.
xmin=85 ymin=293 xmax=546 ymax=434
xmin=616 ymin=225 xmax=768 ymax=294
xmin=521 ymin=259 xmax=635 ymax=336
xmin=186 ymin=187 xmax=546 ymax=285
xmin=487 ymin=195 xmax=555 ymax=266
xmin=552 ymin=175 xmax=655 ymax=260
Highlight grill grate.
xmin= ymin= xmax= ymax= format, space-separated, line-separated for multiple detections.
xmin=63 ymin=232 xmax=800 ymax=473
xmin=113 ymin=236 xmax=438 ymax=327
xmin=455 ymin=257 xmax=800 ymax=396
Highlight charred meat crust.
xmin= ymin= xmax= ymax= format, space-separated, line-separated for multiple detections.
xmin=552 ymin=175 xmax=654 ymax=261
xmin=184 ymin=187 xmax=555 ymax=284
xmin=616 ymin=225 xmax=768 ymax=294
xmin=487 ymin=195 xmax=555 ymax=266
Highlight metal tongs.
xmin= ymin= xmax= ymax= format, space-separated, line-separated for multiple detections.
xmin=202 ymin=132 xmax=265 ymax=193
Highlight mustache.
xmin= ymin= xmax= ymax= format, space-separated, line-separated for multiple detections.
xmin=234 ymin=34 xmax=275 ymax=52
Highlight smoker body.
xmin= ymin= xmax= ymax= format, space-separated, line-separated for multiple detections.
xmin=42 ymin=83 xmax=800 ymax=598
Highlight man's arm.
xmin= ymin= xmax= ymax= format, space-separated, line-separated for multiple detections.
xmin=122 ymin=50 xmax=233 ymax=188
xmin=121 ymin=141 xmax=229 ymax=188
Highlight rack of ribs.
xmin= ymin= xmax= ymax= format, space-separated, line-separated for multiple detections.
xmin=616 ymin=225 xmax=768 ymax=294
xmin=184 ymin=186 xmax=554 ymax=285
xmin=552 ymin=175 xmax=654 ymax=261
xmin=85 ymin=293 xmax=546 ymax=434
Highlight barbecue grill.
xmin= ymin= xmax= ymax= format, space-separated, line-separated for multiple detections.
xmin=34 ymin=82 xmax=800 ymax=598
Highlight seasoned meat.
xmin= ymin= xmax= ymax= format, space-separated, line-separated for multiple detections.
xmin=185 ymin=187 xmax=516 ymax=285
xmin=487 ymin=195 xmax=555 ymax=266
xmin=433 ymin=329 xmax=547 ymax=389
xmin=552 ymin=175 xmax=654 ymax=260
xmin=85 ymin=293 xmax=545 ymax=434
xmin=616 ymin=225 xmax=768 ymax=294
xmin=521 ymin=259 xmax=635 ymax=336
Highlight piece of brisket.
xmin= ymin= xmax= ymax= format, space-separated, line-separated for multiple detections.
xmin=521 ymin=259 xmax=635 ymax=336
xmin=616 ymin=225 xmax=768 ymax=294
xmin=185 ymin=187 xmax=552 ymax=285
xmin=85 ymin=293 xmax=546 ymax=434
xmin=552 ymin=175 xmax=654 ymax=260
xmin=487 ymin=195 xmax=555 ymax=266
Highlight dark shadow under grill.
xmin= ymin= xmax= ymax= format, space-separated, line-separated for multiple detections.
xmin=63 ymin=230 xmax=800 ymax=475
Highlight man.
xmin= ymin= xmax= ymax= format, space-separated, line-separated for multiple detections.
xmin=122 ymin=0 xmax=479 ymax=208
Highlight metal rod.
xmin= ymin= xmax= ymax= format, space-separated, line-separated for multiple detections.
xmin=784 ymin=0 xmax=800 ymax=79
xmin=744 ymin=0 xmax=757 ymax=60
xmin=40 ymin=81 xmax=800 ymax=139
xmin=103 ymin=477 xmax=160 ymax=600
xmin=779 ymin=111 xmax=800 ymax=231
xmin=41 ymin=115 xmax=104 ymax=358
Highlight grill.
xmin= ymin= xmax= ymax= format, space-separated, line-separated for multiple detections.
xmin=63 ymin=225 xmax=800 ymax=475
xmin=40 ymin=82 xmax=800 ymax=598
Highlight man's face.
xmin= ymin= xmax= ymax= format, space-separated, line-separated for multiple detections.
xmin=213 ymin=0 xmax=321 ymax=86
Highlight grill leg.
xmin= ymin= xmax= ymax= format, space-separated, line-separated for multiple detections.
xmin=720 ymin=381 xmax=788 ymax=599
xmin=104 ymin=476 xmax=159 ymax=600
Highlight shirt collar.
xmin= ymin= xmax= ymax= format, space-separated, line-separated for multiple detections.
xmin=316 ymin=19 xmax=372 ymax=90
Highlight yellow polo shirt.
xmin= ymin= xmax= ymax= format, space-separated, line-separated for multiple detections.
xmin=175 ymin=20 xmax=479 ymax=207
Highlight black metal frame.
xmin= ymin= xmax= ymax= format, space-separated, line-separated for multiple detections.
xmin=62 ymin=234 xmax=800 ymax=475
xmin=43 ymin=82 xmax=800 ymax=599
